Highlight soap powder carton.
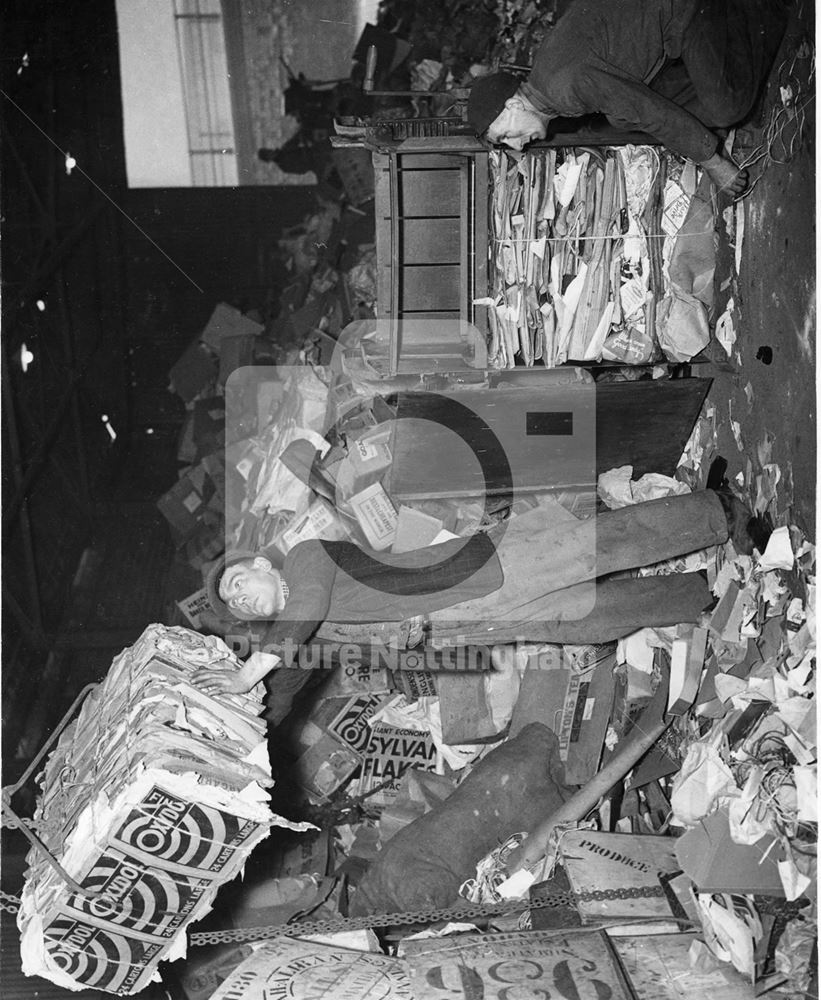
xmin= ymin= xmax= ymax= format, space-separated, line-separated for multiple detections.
xmin=63 ymin=847 xmax=212 ymax=938
xmin=41 ymin=911 xmax=166 ymax=995
xmin=348 ymin=482 xmax=398 ymax=550
xmin=108 ymin=785 xmax=264 ymax=879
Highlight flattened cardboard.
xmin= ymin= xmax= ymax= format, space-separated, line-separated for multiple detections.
xmin=509 ymin=647 xmax=572 ymax=740
xmin=355 ymin=723 xmax=437 ymax=805
xmin=613 ymin=933 xmax=758 ymax=999
xmin=169 ymin=340 xmax=218 ymax=403
xmin=675 ymin=809 xmax=787 ymax=896
xmin=211 ymin=938 xmax=411 ymax=1000
xmin=564 ymin=651 xmax=620 ymax=785
xmin=403 ymin=929 xmax=633 ymax=1000
xmin=200 ymin=302 xmax=263 ymax=351
xmin=668 ymin=625 xmax=708 ymax=715
xmin=392 ymin=505 xmax=444 ymax=553
xmin=560 ymin=830 xmax=681 ymax=922
xmin=437 ymin=672 xmax=498 ymax=745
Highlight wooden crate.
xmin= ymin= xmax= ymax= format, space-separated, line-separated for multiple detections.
xmin=373 ymin=150 xmax=488 ymax=374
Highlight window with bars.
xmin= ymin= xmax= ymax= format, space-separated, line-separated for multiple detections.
xmin=173 ymin=0 xmax=238 ymax=186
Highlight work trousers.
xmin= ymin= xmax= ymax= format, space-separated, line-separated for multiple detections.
xmin=265 ymin=491 xmax=728 ymax=725
xmin=653 ymin=0 xmax=788 ymax=138
xmin=428 ymin=489 xmax=727 ymax=643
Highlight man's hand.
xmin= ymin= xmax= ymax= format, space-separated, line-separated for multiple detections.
xmin=191 ymin=663 xmax=254 ymax=697
xmin=192 ymin=651 xmax=283 ymax=699
xmin=699 ymin=150 xmax=748 ymax=197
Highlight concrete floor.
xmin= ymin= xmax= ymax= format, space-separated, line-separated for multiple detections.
xmin=703 ymin=3 xmax=816 ymax=537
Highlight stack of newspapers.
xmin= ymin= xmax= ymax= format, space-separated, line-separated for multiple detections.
xmin=18 ymin=624 xmax=313 ymax=995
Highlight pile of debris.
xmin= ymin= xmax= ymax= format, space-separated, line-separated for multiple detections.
xmin=156 ymin=166 xmax=378 ymax=577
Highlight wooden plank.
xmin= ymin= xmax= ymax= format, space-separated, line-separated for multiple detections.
xmin=384 ymin=379 xmax=711 ymax=499
xmin=399 ymin=170 xmax=461 ymax=216
xmin=596 ymin=377 xmax=711 ymax=477
xmin=389 ymin=127 xmax=658 ymax=155
xmin=473 ymin=152 xmax=490 ymax=337
xmin=385 ymin=383 xmax=596 ymax=498
xmin=397 ymin=153 xmax=466 ymax=169
xmin=459 ymin=159 xmax=470 ymax=323
xmin=400 ymin=265 xmax=461 ymax=311
xmin=401 ymin=218 xmax=460 ymax=264
xmin=373 ymin=154 xmax=393 ymax=318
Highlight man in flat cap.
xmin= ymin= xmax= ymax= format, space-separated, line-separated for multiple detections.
xmin=468 ymin=0 xmax=789 ymax=194
xmin=192 ymin=488 xmax=767 ymax=725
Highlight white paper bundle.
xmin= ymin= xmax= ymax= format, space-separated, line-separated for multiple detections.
xmin=18 ymin=624 xmax=314 ymax=995
xmin=487 ymin=146 xmax=699 ymax=369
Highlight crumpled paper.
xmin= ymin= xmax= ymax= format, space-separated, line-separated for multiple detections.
xmin=671 ymin=738 xmax=739 ymax=827
xmin=758 ymin=525 xmax=795 ymax=571
xmin=657 ymin=172 xmax=715 ymax=361
xmin=696 ymin=892 xmax=762 ymax=979
xmin=598 ymin=464 xmax=690 ymax=508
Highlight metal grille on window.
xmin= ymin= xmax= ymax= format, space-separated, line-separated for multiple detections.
xmin=173 ymin=0 xmax=238 ymax=186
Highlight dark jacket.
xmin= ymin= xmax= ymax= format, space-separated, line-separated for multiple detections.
xmin=260 ymin=533 xmax=501 ymax=663
xmin=522 ymin=0 xmax=719 ymax=161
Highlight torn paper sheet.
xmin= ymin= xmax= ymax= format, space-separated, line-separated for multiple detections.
xmin=598 ymin=465 xmax=690 ymax=509
xmin=758 ymin=526 xmax=794 ymax=571
xmin=696 ymin=892 xmax=762 ymax=979
xmin=778 ymin=858 xmax=811 ymax=901
xmin=670 ymin=740 xmax=740 ymax=827
xmin=715 ymin=298 xmax=737 ymax=357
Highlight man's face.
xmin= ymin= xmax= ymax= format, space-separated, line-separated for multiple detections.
xmin=220 ymin=558 xmax=284 ymax=620
xmin=486 ymin=98 xmax=548 ymax=151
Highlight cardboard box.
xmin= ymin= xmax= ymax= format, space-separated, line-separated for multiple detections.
xmin=391 ymin=505 xmax=444 ymax=553
xmin=354 ymin=723 xmax=437 ymax=806
xmin=169 ymin=340 xmax=219 ymax=403
xmin=176 ymin=588 xmax=212 ymax=629
xmin=348 ymin=482 xmax=398 ymax=550
xmin=347 ymin=424 xmax=393 ymax=476
xmin=399 ymin=669 xmax=437 ymax=701
xmin=328 ymin=694 xmax=391 ymax=754
xmin=559 ymin=830 xmax=682 ymax=924
xmin=321 ymin=662 xmax=394 ymax=697
xmin=292 ymin=724 xmax=361 ymax=802
xmin=277 ymin=497 xmax=348 ymax=554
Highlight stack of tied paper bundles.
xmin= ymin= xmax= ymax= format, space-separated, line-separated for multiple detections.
xmin=18 ymin=624 xmax=314 ymax=995
xmin=486 ymin=146 xmax=705 ymax=368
